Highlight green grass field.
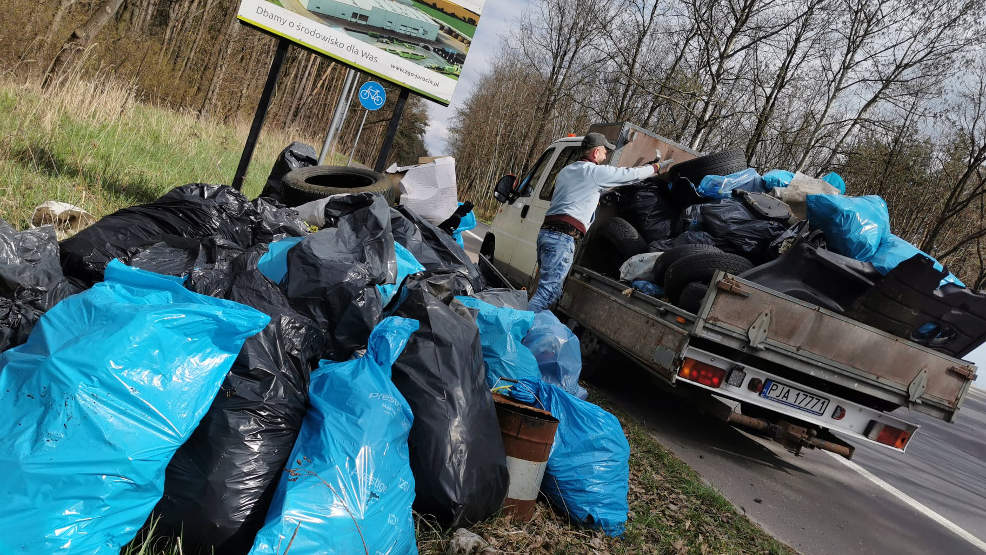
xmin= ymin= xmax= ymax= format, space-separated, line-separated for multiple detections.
xmin=413 ymin=1 xmax=476 ymax=38
xmin=0 ymin=79 xmax=338 ymax=229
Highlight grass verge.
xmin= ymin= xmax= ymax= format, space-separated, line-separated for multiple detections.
xmin=0 ymin=78 xmax=344 ymax=229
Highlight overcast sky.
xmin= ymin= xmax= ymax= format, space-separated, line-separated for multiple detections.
xmin=422 ymin=0 xmax=528 ymax=154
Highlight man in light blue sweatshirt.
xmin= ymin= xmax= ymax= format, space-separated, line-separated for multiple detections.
xmin=529 ymin=133 xmax=660 ymax=312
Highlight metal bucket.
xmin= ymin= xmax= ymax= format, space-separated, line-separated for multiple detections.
xmin=493 ymin=393 xmax=559 ymax=521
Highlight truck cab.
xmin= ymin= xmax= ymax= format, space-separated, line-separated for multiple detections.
xmin=486 ymin=122 xmax=697 ymax=289
xmin=485 ymin=136 xmax=583 ymax=289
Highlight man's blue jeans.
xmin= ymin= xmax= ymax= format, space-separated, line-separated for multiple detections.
xmin=529 ymin=230 xmax=576 ymax=312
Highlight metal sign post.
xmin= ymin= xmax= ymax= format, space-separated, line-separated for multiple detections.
xmin=232 ymin=38 xmax=290 ymax=190
xmin=374 ymin=87 xmax=410 ymax=172
xmin=317 ymin=68 xmax=358 ymax=165
xmin=348 ymin=81 xmax=386 ymax=166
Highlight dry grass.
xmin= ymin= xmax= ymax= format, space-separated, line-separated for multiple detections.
xmin=0 ymin=75 xmax=342 ymax=228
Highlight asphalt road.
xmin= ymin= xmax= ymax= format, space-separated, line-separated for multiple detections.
xmin=593 ymin=366 xmax=986 ymax=555
xmin=462 ymin=234 xmax=986 ymax=554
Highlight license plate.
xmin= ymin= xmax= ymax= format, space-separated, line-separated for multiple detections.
xmin=760 ymin=380 xmax=830 ymax=416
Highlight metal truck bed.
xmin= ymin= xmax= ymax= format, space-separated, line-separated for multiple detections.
xmin=558 ymin=267 xmax=976 ymax=422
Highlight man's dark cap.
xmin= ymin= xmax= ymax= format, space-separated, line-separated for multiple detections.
xmin=581 ymin=132 xmax=616 ymax=150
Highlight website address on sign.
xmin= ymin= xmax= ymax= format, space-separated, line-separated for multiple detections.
xmin=389 ymin=64 xmax=440 ymax=89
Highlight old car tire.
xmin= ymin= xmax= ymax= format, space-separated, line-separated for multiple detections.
xmin=653 ymin=244 xmax=722 ymax=285
xmin=677 ymin=281 xmax=708 ymax=313
xmin=282 ymin=165 xmax=394 ymax=207
xmin=665 ymin=251 xmax=754 ymax=304
xmin=668 ymin=149 xmax=747 ymax=185
xmin=581 ymin=217 xmax=647 ymax=278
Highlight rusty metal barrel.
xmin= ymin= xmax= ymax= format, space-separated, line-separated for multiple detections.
xmin=493 ymin=393 xmax=559 ymax=521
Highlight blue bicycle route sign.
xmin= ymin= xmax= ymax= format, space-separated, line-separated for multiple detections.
xmin=358 ymin=81 xmax=386 ymax=111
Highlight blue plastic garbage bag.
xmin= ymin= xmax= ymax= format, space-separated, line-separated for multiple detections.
xmin=452 ymin=295 xmax=540 ymax=388
xmin=250 ymin=317 xmax=419 ymax=555
xmin=763 ymin=169 xmax=795 ymax=189
xmin=631 ymin=280 xmax=663 ymax=297
xmin=870 ymin=234 xmax=965 ymax=288
xmin=0 ymin=260 xmax=269 ymax=554
xmin=507 ymin=378 xmax=629 ymax=536
xmin=822 ymin=172 xmax=847 ymax=194
xmin=522 ymin=311 xmax=587 ymax=400
xmin=806 ymin=194 xmax=890 ymax=261
xmin=257 ymin=235 xmax=305 ymax=283
xmin=378 ymin=242 xmax=426 ymax=306
xmin=696 ymin=168 xmax=765 ymax=199
xmin=452 ymin=202 xmax=477 ymax=249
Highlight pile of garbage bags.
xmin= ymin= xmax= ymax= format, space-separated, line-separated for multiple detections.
xmin=0 ymin=149 xmax=629 ymax=552
xmin=600 ymin=158 xmax=984 ymax=357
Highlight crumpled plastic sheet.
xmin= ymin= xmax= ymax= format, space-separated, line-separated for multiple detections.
xmin=699 ymin=199 xmax=788 ymax=262
xmin=648 ymin=230 xmax=718 ymax=252
xmin=522 ymin=311 xmax=588 ymax=400
xmin=620 ymin=252 xmax=661 ymax=282
xmin=60 ymin=183 xmax=307 ymax=285
xmin=283 ymin=194 xmax=394 ymax=360
xmin=696 ymin=168 xmax=766 ymax=199
xmin=0 ymin=260 xmax=269 ymax=554
xmin=0 ymin=219 xmax=79 ymax=351
xmin=473 ymin=288 xmax=530 ymax=311
xmin=392 ymin=206 xmax=485 ymax=290
xmin=452 ymin=295 xmax=540 ymax=389
xmin=762 ymin=169 xmax=795 ymax=189
xmin=871 ymin=234 xmax=964 ymax=288
xmin=378 ymin=241 xmax=426 ymax=306
xmin=260 ymin=142 xmax=318 ymax=202
xmin=386 ymin=272 xmax=508 ymax=528
xmin=250 ymin=317 xmax=419 ymax=555
xmin=620 ymin=183 xmax=679 ymax=243
xmin=507 ymin=378 xmax=629 ymax=537
xmin=152 ymin=246 xmax=328 ymax=554
xmin=806 ymin=194 xmax=890 ymax=262
xmin=451 ymin=202 xmax=477 ymax=249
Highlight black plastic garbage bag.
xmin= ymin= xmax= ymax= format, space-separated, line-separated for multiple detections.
xmin=648 ymin=230 xmax=718 ymax=252
xmin=387 ymin=271 xmax=509 ymax=528
xmin=620 ymin=184 xmax=680 ymax=244
xmin=260 ymin=142 xmax=318 ymax=202
xmin=0 ymin=220 xmax=79 ymax=351
xmin=284 ymin=194 xmax=393 ymax=360
xmin=153 ymin=246 xmax=326 ymax=554
xmin=393 ymin=206 xmax=485 ymax=289
xmin=60 ymin=184 xmax=306 ymax=285
xmin=699 ymin=199 xmax=787 ymax=263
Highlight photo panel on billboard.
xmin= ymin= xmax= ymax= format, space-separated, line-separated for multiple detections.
xmin=237 ymin=0 xmax=485 ymax=105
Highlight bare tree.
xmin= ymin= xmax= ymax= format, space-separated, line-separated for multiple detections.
xmin=43 ymin=0 xmax=127 ymax=89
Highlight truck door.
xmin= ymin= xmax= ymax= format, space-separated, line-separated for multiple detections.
xmin=490 ymin=146 xmax=560 ymax=284
xmin=515 ymin=144 xmax=582 ymax=288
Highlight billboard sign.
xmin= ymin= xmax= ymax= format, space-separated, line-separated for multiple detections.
xmin=237 ymin=0 xmax=485 ymax=106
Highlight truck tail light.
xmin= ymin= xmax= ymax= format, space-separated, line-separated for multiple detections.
xmin=679 ymin=358 xmax=726 ymax=388
xmin=865 ymin=421 xmax=912 ymax=449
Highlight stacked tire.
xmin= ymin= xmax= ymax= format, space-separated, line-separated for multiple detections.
xmin=653 ymin=245 xmax=753 ymax=314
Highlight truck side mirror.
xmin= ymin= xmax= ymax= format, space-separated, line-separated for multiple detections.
xmin=494 ymin=174 xmax=517 ymax=203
